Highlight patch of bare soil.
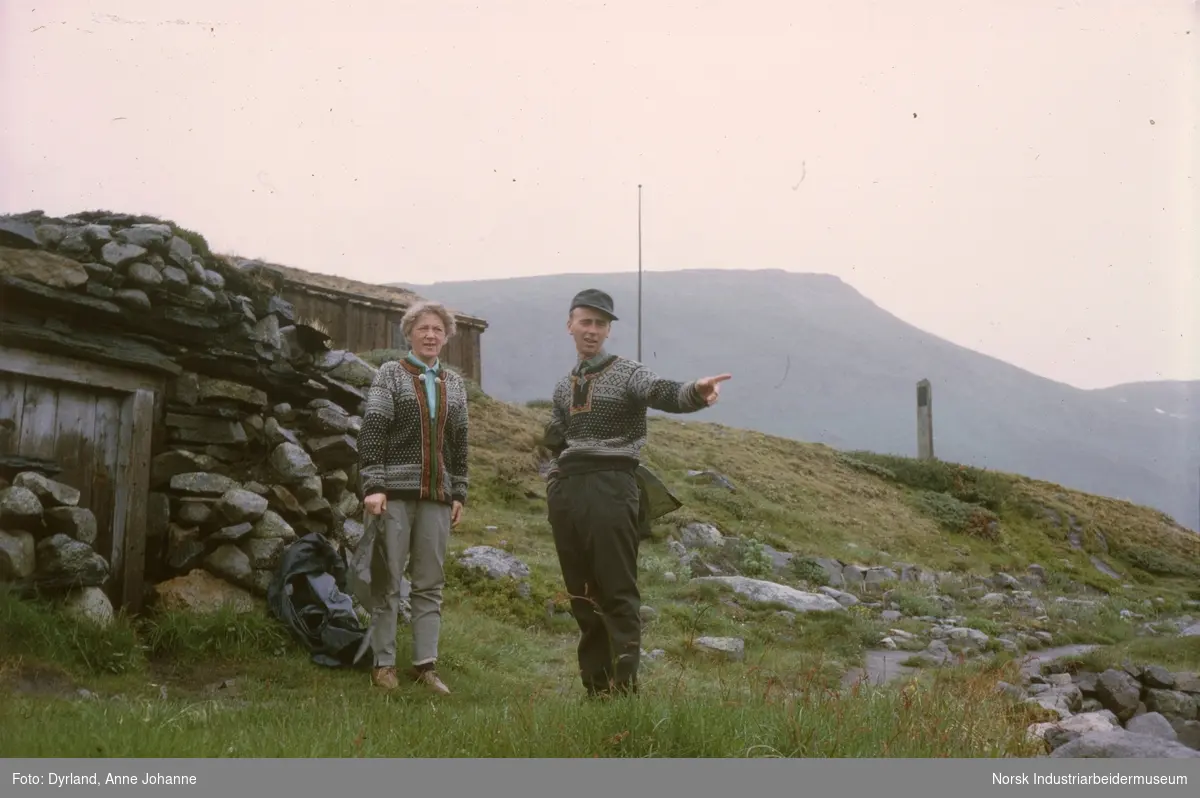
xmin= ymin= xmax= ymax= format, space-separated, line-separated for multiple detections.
xmin=148 ymin=659 xmax=247 ymax=700
xmin=1 ymin=660 xmax=82 ymax=699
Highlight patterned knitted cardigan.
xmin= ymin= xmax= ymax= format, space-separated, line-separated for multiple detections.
xmin=358 ymin=358 xmax=469 ymax=506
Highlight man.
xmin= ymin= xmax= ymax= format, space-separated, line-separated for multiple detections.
xmin=542 ymin=288 xmax=730 ymax=698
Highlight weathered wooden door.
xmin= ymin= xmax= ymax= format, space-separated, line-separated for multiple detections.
xmin=0 ymin=348 xmax=159 ymax=611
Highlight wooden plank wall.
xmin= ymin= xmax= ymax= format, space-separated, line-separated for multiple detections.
xmin=280 ymin=285 xmax=484 ymax=383
xmin=111 ymin=389 xmax=154 ymax=609
xmin=0 ymin=351 xmax=161 ymax=611
xmin=285 ymin=289 xmax=342 ymax=340
xmin=0 ymin=374 xmax=125 ymax=581
xmin=381 ymin=315 xmax=483 ymax=384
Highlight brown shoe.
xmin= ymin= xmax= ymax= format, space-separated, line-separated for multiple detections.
xmin=372 ymin=667 xmax=399 ymax=690
xmin=410 ymin=667 xmax=451 ymax=695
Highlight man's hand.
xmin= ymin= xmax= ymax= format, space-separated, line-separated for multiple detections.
xmin=695 ymin=373 xmax=732 ymax=406
xmin=451 ymin=500 xmax=464 ymax=528
xmin=364 ymin=493 xmax=387 ymax=516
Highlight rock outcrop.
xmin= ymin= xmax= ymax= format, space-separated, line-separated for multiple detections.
xmin=690 ymin=576 xmax=847 ymax=613
xmin=1018 ymin=658 xmax=1200 ymax=755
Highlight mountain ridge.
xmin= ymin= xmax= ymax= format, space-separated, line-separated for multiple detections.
xmin=390 ymin=269 xmax=1199 ymax=532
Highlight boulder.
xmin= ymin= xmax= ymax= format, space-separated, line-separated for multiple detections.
xmin=817 ymin=585 xmax=859 ymax=607
xmin=0 ymin=246 xmax=89 ymax=288
xmin=269 ymin=442 xmax=318 ymax=482
xmin=170 ymin=472 xmax=239 ymax=496
xmin=1049 ymin=729 xmax=1200 ymax=758
xmin=457 ymin=546 xmax=530 ymax=581
xmin=0 ymin=530 xmax=36 ymax=581
xmin=0 ymin=220 xmax=42 ymax=248
xmin=61 ymin=586 xmax=114 ymax=628
xmin=155 ymin=569 xmax=259 ymax=614
xmin=306 ymin=434 xmax=358 ymax=472
xmin=319 ymin=351 xmax=378 ymax=387
xmin=209 ymin=523 xmax=254 ymax=544
xmin=43 ymin=507 xmax=98 ymax=546
xmin=679 ymin=522 xmax=723 ymax=549
xmin=1028 ymin=710 xmax=1119 ymax=749
xmin=250 ymin=510 xmax=295 ymax=541
xmin=215 ymin=488 xmax=269 ymax=526
xmin=243 ymin=537 xmax=285 ymax=570
xmin=13 ymin=472 xmax=80 ymax=507
xmin=294 ymin=476 xmax=324 ymax=504
xmin=100 ymin=241 xmax=147 ymax=268
xmin=34 ymin=534 xmax=109 ymax=589
xmin=1095 ymin=668 xmax=1143 ymax=722
xmin=1172 ymin=719 xmax=1200 ymax=750
xmin=196 ymin=376 xmax=268 ymax=409
xmin=1144 ymin=689 xmax=1198 ymax=721
xmin=693 ymin=636 xmax=745 ymax=661
xmin=341 ymin=518 xmax=365 ymax=550
xmin=943 ymin=626 xmax=990 ymax=650
xmin=0 ymin=486 xmax=43 ymax=532
xmin=175 ymin=498 xmax=213 ymax=527
xmin=1126 ymin=712 xmax=1180 ymax=742
xmin=205 ymin=544 xmax=253 ymax=585
xmin=1029 ymin=684 xmax=1084 ymax=719
xmin=1141 ymin=665 xmax=1177 ymax=689
xmin=690 ymin=576 xmax=846 ymax=613
xmin=151 ymin=450 xmax=221 ymax=489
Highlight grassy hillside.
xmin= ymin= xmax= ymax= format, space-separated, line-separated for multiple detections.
xmin=395 ymin=270 xmax=1200 ymax=533
xmin=3 ymin=385 xmax=1199 ymax=758
xmin=461 ymin=386 xmax=1200 ymax=593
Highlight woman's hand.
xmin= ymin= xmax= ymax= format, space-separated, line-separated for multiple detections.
xmin=451 ymin=500 xmax=464 ymax=528
xmin=364 ymin=493 xmax=387 ymax=516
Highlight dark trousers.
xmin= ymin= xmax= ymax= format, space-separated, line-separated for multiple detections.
xmin=547 ymin=468 xmax=642 ymax=695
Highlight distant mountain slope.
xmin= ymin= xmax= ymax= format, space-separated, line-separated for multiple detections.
xmin=395 ymin=269 xmax=1199 ymax=532
xmin=1091 ymin=380 xmax=1200 ymax=421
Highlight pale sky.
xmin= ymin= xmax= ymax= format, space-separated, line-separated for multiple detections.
xmin=2 ymin=0 xmax=1196 ymax=390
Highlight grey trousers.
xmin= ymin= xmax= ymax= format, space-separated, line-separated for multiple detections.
xmin=367 ymin=499 xmax=452 ymax=668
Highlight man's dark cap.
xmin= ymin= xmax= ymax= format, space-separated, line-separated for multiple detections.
xmin=570 ymin=288 xmax=618 ymax=321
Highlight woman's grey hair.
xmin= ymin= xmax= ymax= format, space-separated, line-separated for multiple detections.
xmin=401 ymin=300 xmax=457 ymax=340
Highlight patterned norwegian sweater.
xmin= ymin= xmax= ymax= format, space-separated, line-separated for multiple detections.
xmin=543 ymin=352 xmax=707 ymax=479
xmin=358 ymin=358 xmax=470 ymax=505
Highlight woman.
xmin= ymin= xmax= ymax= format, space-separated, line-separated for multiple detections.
xmin=354 ymin=300 xmax=469 ymax=694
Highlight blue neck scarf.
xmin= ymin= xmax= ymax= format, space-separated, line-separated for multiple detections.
xmin=406 ymin=351 xmax=441 ymax=418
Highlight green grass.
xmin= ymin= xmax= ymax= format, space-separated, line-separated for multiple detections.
xmin=886 ymin=584 xmax=947 ymax=619
xmin=0 ymin=589 xmax=1048 ymax=758
xmin=1061 ymin=636 xmax=1200 ymax=674
xmin=3 ymin=386 xmax=1198 ymax=757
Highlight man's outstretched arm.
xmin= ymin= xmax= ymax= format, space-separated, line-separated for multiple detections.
xmin=627 ymin=366 xmax=731 ymax=414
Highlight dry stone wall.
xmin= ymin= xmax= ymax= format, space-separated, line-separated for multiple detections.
xmin=0 ymin=210 xmax=381 ymax=613
xmin=0 ymin=472 xmax=116 ymax=623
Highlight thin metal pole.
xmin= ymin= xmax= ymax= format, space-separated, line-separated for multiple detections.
xmin=637 ymin=183 xmax=643 ymax=362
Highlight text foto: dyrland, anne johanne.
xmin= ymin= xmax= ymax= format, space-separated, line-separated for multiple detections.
xmin=14 ymin=771 xmax=198 ymax=787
